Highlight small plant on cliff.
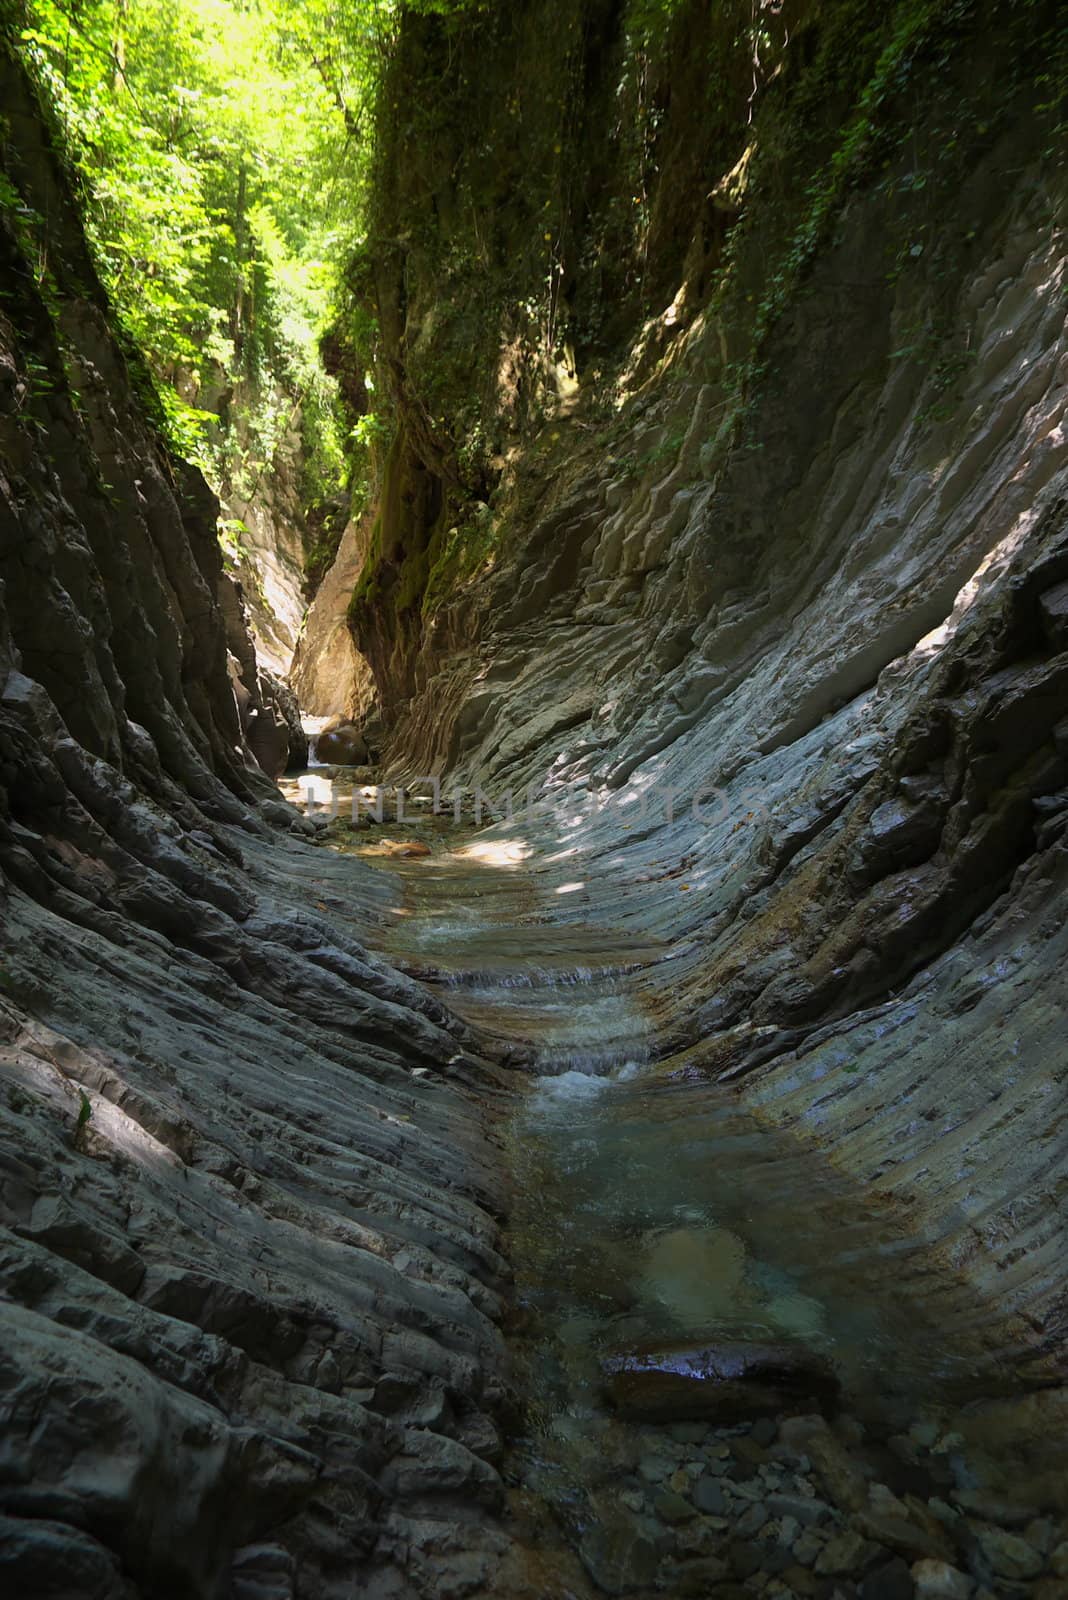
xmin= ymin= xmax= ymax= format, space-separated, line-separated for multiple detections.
xmin=72 ymin=1090 xmax=93 ymax=1151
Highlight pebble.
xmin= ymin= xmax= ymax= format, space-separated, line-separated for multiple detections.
xmin=654 ymin=1488 xmax=697 ymax=1525
xmin=910 ymin=1558 xmax=973 ymax=1599
xmin=693 ymin=1476 xmax=728 ymax=1515
xmin=909 ymin=1420 xmax=940 ymax=1451
xmin=816 ymin=1530 xmax=873 ymax=1576
xmin=619 ymin=1487 xmax=644 ymax=1513
xmin=768 ymin=1491 xmax=835 ymax=1525
xmin=639 ymin=1455 xmax=674 ymax=1483
xmin=971 ymin=1524 xmax=1044 ymax=1580
xmin=953 ymin=1490 xmax=1039 ymax=1528
xmin=733 ymin=1435 xmax=772 ymax=1467
xmin=673 ymin=1555 xmax=729 ymax=1594
xmin=854 ymin=1510 xmax=950 ymax=1563
xmin=761 ymin=1543 xmax=798 ymax=1576
xmin=778 ymin=1516 xmax=801 ymax=1547
xmin=870 ymin=1483 xmax=911 ymax=1519
xmin=751 ymin=1417 xmax=779 ymax=1447
xmin=862 ymin=1555 xmax=915 ymax=1600
xmin=793 ymin=1530 xmax=826 ymax=1567
xmin=1052 ymin=1541 xmax=1068 ymax=1578
xmin=676 ymin=1517 xmax=729 ymax=1556
xmin=731 ymin=1479 xmax=768 ymax=1503
xmin=736 ymin=1502 xmax=770 ymax=1539
xmin=637 ymin=1512 xmax=675 ymax=1554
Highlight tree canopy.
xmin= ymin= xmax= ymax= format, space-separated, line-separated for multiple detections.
xmin=15 ymin=0 xmax=389 ymax=467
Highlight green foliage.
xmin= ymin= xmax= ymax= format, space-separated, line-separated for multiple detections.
xmin=623 ymin=0 xmax=686 ymax=47
xmin=700 ymin=0 xmax=1067 ymax=449
xmin=15 ymin=0 xmax=386 ymax=533
xmin=216 ymin=514 xmax=249 ymax=566
xmin=72 ymin=1089 xmax=93 ymax=1149
xmin=420 ymin=505 xmax=497 ymax=618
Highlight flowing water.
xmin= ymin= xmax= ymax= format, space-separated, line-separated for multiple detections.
xmin=291 ymin=788 xmax=1050 ymax=1594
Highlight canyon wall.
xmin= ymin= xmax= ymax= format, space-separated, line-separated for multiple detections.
xmin=0 ymin=41 xmax=516 ymax=1599
xmin=303 ymin=0 xmax=1068 ymax=1472
xmin=1 ymin=0 xmax=1067 ymax=1593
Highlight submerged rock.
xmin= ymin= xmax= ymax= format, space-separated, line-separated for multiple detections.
xmin=378 ymin=837 xmax=432 ymax=858
xmin=602 ymin=1339 xmax=840 ymax=1423
xmin=638 ymin=1224 xmax=747 ymax=1324
xmin=652 ymin=1488 xmax=697 ymax=1524
xmin=910 ymin=1557 xmax=973 ymax=1599
xmin=969 ymin=1524 xmax=1044 ymax=1581
xmin=578 ymin=1513 xmax=660 ymax=1594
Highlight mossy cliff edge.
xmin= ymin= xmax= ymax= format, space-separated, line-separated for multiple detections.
xmin=306 ymin=0 xmax=1064 ymax=735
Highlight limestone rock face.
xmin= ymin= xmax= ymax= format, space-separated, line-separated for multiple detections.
xmin=0 ymin=45 xmax=512 ymax=1600
xmin=219 ymin=571 xmax=308 ymax=776
xmin=218 ymin=417 xmax=315 ymax=681
xmin=292 ymin=502 xmax=378 ymax=722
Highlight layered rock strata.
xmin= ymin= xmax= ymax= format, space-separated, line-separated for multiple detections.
xmin=0 ymin=43 xmax=513 ymax=1599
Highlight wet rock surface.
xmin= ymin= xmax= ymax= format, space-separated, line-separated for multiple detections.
xmin=514 ymin=1406 xmax=1068 ymax=1599
xmin=351 ymin=835 xmax=1068 ymax=1600
xmin=312 ymin=22 xmax=1068 ymax=1575
xmin=603 ymin=1340 xmax=841 ymax=1424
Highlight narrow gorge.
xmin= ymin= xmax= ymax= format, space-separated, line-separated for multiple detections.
xmin=1 ymin=3 xmax=1066 ymax=1599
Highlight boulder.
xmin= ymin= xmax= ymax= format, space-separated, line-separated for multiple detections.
xmin=245 ymin=704 xmax=289 ymax=778
xmin=260 ymin=669 xmax=308 ymax=770
xmin=315 ymin=721 xmax=371 ymax=765
xmin=602 ymin=1340 xmax=840 ymax=1423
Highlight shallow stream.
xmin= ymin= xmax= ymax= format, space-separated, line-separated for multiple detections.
xmin=289 ymin=782 xmax=1060 ymax=1596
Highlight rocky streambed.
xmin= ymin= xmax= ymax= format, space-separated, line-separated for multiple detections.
xmin=300 ymin=792 xmax=1068 ymax=1600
